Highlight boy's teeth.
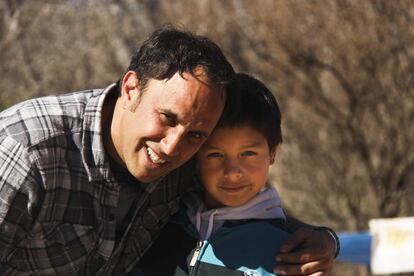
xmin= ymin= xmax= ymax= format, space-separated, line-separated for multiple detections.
xmin=147 ymin=147 xmax=166 ymax=164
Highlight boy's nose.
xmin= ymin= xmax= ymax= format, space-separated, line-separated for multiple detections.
xmin=224 ymin=159 xmax=243 ymax=182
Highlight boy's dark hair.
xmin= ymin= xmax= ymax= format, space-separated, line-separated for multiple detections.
xmin=122 ymin=25 xmax=235 ymax=91
xmin=217 ymin=73 xmax=283 ymax=150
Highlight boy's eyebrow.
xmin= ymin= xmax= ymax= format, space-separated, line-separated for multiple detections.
xmin=203 ymin=141 xmax=265 ymax=150
xmin=202 ymin=145 xmax=222 ymax=150
xmin=240 ymin=141 xmax=266 ymax=148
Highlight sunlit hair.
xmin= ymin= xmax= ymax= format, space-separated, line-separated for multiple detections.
xmin=119 ymin=25 xmax=235 ymax=93
xmin=217 ymin=73 xmax=283 ymax=150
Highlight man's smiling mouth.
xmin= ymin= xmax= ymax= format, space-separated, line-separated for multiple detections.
xmin=146 ymin=146 xmax=167 ymax=164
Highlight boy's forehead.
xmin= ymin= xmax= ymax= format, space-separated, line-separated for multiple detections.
xmin=203 ymin=125 xmax=269 ymax=147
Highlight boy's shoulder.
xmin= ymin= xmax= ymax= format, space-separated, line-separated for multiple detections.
xmin=222 ymin=218 xmax=293 ymax=234
xmin=212 ymin=218 xmax=291 ymax=252
xmin=201 ymin=219 xmax=290 ymax=276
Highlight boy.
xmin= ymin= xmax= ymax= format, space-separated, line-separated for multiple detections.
xmin=135 ymin=73 xmax=322 ymax=276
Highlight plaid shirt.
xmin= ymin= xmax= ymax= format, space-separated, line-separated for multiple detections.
xmin=0 ymin=84 xmax=195 ymax=275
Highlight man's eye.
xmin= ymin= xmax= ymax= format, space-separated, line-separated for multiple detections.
xmin=189 ymin=132 xmax=206 ymax=141
xmin=206 ymin=152 xmax=223 ymax=158
xmin=242 ymin=151 xmax=256 ymax=156
xmin=161 ymin=113 xmax=177 ymax=126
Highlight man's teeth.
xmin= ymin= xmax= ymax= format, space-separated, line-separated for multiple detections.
xmin=147 ymin=147 xmax=166 ymax=164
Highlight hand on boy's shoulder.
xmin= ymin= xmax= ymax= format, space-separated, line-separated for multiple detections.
xmin=274 ymin=227 xmax=335 ymax=275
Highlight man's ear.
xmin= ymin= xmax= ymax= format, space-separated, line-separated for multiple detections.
xmin=121 ymin=71 xmax=141 ymax=111
xmin=270 ymin=146 xmax=277 ymax=165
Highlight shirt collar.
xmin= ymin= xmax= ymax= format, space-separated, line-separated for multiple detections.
xmin=81 ymin=83 xmax=118 ymax=183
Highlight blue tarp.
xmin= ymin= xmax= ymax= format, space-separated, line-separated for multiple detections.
xmin=337 ymin=232 xmax=372 ymax=266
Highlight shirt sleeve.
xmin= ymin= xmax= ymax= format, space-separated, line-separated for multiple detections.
xmin=0 ymin=135 xmax=43 ymax=268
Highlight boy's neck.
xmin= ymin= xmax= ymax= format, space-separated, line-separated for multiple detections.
xmin=203 ymin=194 xmax=225 ymax=209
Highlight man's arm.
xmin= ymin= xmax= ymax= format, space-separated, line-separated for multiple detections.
xmin=0 ymin=136 xmax=40 ymax=273
xmin=274 ymin=215 xmax=339 ymax=276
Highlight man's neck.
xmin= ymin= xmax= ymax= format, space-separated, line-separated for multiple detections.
xmin=102 ymin=92 xmax=125 ymax=169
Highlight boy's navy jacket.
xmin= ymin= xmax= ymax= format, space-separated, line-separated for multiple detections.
xmin=134 ymin=208 xmax=293 ymax=276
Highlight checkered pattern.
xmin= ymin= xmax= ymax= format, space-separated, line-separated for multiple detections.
xmin=0 ymin=84 xmax=194 ymax=275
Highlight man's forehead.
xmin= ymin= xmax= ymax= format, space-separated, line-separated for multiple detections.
xmin=168 ymin=68 xmax=224 ymax=93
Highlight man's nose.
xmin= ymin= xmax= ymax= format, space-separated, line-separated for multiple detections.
xmin=160 ymin=128 xmax=185 ymax=157
xmin=224 ymin=158 xmax=242 ymax=182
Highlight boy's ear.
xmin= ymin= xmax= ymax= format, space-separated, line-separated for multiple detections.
xmin=121 ymin=71 xmax=142 ymax=111
xmin=270 ymin=146 xmax=277 ymax=164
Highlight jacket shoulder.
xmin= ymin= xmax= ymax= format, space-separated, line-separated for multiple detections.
xmin=200 ymin=220 xmax=291 ymax=275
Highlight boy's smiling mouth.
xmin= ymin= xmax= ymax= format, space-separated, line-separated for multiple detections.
xmin=219 ymin=185 xmax=249 ymax=193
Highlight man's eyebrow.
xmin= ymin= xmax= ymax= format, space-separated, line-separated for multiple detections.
xmin=160 ymin=109 xmax=178 ymax=121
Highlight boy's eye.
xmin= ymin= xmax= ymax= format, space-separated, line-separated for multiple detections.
xmin=206 ymin=152 xmax=223 ymax=158
xmin=241 ymin=151 xmax=257 ymax=157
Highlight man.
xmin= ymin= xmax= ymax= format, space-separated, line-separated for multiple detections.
xmin=0 ymin=26 xmax=337 ymax=275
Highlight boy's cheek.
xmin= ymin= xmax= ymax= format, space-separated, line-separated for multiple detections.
xmin=199 ymin=161 xmax=223 ymax=172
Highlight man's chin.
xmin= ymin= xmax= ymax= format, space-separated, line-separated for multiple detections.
xmin=132 ymin=167 xmax=172 ymax=183
xmin=131 ymin=155 xmax=183 ymax=182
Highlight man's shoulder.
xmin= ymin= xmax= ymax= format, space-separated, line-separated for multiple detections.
xmin=0 ymin=87 xmax=106 ymax=148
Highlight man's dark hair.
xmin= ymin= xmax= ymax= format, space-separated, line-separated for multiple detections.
xmin=123 ymin=25 xmax=235 ymax=91
xmin=217 ymin=73 xmax=283 ymax=150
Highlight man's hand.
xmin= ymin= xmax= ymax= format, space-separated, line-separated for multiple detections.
xmin=274 ymin=227 xmax=336 ymax=275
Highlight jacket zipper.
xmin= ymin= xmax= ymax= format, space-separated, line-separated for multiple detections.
xmin=189 ymin=241 xmax=205 ymax=275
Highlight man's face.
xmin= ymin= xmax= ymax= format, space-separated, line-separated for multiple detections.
xmin=110 ymin=70 xmax=225 ymax=183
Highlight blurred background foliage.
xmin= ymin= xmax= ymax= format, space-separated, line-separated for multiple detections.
xmin=1 ymin=1 xmax=414 ymax=275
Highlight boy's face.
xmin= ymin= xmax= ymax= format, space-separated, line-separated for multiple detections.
xmin=196 ymin=125 xmax=276 ymax=208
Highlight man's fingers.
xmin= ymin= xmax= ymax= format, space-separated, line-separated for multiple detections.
xmin=274 ymin=260 xmax=328 ymax=275
xmin=276 ymin=250 xmax=316 ymax=264
xmin=279 ymin=228 xmax=311 ymax=253
xmin=308 ymin=267 xmax=332 ymax=276
xmin=308 ymin=272 xmax=324 ymax=276
xmin=274 ymin=227 xmax=335 ymax=275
